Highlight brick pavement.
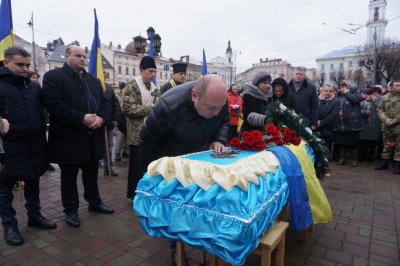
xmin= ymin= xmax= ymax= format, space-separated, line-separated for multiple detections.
xmin=0 ymin=157 xmax=399 ymax=265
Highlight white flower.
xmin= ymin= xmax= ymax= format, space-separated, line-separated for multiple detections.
xmin=279 ymin=103 xmax=287 ymax=111
xmin=305 ymin=127 xmax=312 ymax=135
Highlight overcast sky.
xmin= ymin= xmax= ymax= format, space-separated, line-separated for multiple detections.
xmin=9 ymin=0 xmax=400 ymax=73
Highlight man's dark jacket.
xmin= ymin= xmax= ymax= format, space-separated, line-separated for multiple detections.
xmin=139 ymin=81 xmax=230 ymax=172
xmin=0 ymin=66 xmax=48 ymax=181
xmin=318 ymin=96 xmax=340 ymax=138
xmin=42 ymin=63 xmax=111 ymax=163
xmin=288 ymin=78 xmax=318 ymax=127
xmin=104 ymin=83 xmax=122 ymax=129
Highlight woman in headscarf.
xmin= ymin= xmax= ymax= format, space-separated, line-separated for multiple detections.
xmin=240 ymin=71 xmax=272 ymax=134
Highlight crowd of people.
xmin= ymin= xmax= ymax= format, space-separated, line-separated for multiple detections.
xmin=0 ymin=45 xmax=399 ymax=266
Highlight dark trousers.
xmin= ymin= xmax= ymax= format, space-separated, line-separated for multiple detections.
xmin=0 ymin=179 xmax=42 ymax=230
xmin=58 ymin=161 xmax=102 ymax=215
xmin=127 ymin=145 xmax=143 ymax=198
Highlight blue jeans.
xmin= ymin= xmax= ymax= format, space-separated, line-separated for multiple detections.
xmin=103 ymin=129 xmax=114 ymax=172
xmin=0 ymin=179 xmax=42 ymax=230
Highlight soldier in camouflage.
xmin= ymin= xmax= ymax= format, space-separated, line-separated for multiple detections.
xmin=121 ymin=56 xmax=157 ymax=198
xmin=375 ymin=80 xmax=400 ymax=174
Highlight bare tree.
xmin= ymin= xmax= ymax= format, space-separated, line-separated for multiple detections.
xmin=357 ymin=38 xmax=400 ymax=83
xmin=316 ymin=72 xmax=325 ymax=88
xmin=330 ymin=68 xmax=346 ymax=88
xmin=353 ymin=68 xmax=366 ymax=89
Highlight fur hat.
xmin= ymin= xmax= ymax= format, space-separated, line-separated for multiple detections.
xmin=172 ymin=63 xmax=188 ymax=73
xmin=140 ymin=56 xmax=157 ymax=70
xmin=252 ymin=71 xmax=272 ymax=86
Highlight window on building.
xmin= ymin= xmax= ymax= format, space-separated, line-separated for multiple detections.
xmin=349 ymin=61 xmax=353 ymax=67
xmin=133 ymin=68 xmax=136 ymax=76
xmin=321 ymin=64 xmax=325 ymax=70
xmin=126 ymin=67 xmax=129 ymax=75
xmin=160 ymin=72 xmax=162 ymax=79
xmin=340 ymin=63 xmax=343 ymax=69
xmin=330 ymin=64 xmax=334 ymax=70
xmin=348 ymin=70 xmax=353 ymax=80
xmin=118 ymin=66 xmax=121 ymax=74
xmin=165 ymin=73 xmax=167 ymax=79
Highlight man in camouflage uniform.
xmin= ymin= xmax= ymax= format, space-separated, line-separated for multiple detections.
xmin=375 ymin=80 xmax=400 ymax=174
xmin=160 ymin=63 xmax=188 ymax=95
xmin=121 ymin=56 xmax=157 ymax=198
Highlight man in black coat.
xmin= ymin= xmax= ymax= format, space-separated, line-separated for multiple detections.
xmin=138 ymin=74 xmax=229 ymax=266
xmin=288 ymin=66 xmax=319 ymax=129
xmin=42 ymin=45 xmax=113 ymax=228
xmin=102 ymin=81 xmax=122 ymax=177
xmin=0 ymin=46 xmax=56 ymax=246
xmin=316 ymin=84 xmax=340 ymax=155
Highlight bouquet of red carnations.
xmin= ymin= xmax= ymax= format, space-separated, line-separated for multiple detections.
xmin=228 ymin=123 xmax=301 ymax=152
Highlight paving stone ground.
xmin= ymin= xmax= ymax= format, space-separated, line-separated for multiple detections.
xmin=0 ymin=157 xmax=399 ymax=265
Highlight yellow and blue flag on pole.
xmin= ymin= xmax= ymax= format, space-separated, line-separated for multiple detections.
xmin=148 ymin=32 xmax=157 ymax=85
xmin=88 ymin=9 xmax=105 ymax=91
xmin=201 ymin=49 xmax=207 ymax=76
xmin=0 ymin=0 xmax=14 ymax=61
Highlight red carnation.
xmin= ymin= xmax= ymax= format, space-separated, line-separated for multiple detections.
xmin=283 ymin=134 xmax=292 ymax=143
xmin=265 ymin=124 xmax=277 ymax=134
xmin=242 ymin=131 xmax=250 ymax=138
xmin=228 ymin=137 xmax=241 ymax=148
xmin=291 ymin=137 xmax=301 ymax=146
xmin=243 ymin=135 xmax=255 ymax=146
xmin=251 ymin=130 xmax=263 ymax=139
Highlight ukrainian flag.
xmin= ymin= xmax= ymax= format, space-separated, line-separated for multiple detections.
xmin=201 ymin=49 xmax=207 ymax=76
xmin=88 ymin=9 xmax=105 ymax=91
xmin=0 ymin=0 xmax=14 ymax=61
xmin=148 ymin=32 xmax=156 ymax=85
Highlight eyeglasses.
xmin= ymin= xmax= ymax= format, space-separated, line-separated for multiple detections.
xmin=15 ymin=63 xmax=31 ymax=68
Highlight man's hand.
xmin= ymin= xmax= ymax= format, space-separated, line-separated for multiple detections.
xmin=209 ymin=142 xmax=226 ymax=153
xmin=88 ymin=116 xmax=104 ymax=129
xmin=1 ymin=119 xmax=9 ymax=135
xmin=311 ymin=126 xmax=317 ymax=130
xmin=385 ymin=118 xmax=394 ymax=126
xmin=83 ymin=114 xmax=96 ymax=127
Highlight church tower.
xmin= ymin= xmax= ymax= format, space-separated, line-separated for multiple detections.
xmin=366 ymin=0 xmax=387 ymax=46
xmin=226 ymin=40 xmax=233 ymax=64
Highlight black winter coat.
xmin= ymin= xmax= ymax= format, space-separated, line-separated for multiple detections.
xmin=334 ymin=88 xmax=363 ymax=132
xmin=42 ymin=63 xmax=111 ymax=163
xmin=138 ymin=81 xmax=230 ymax=172
xmin=288 ymin=79 xmax=318 ymax=127
xmin=317 ymin=96 xmax=340 ymax=138
xmin=0 ymin=66 xmax=48 ymax=181
xmin=241 ymin=93 xmax=270 ymax=133
xmin=104 ymin=83 xmax=122 ymax=129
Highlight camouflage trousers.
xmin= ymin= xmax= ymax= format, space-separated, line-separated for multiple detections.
xmin=381 ymin=125 xmax=400 ymax=161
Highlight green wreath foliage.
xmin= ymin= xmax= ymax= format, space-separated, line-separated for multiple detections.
xmin=265 ymin=101 xmax=329 ymax=179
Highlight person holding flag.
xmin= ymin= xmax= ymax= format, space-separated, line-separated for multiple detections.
xmin=42 ymin=45 xmax=113 ymax=228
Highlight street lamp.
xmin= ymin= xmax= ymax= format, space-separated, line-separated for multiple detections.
xmin=133 ymin=27 xmax=162 ymax=56
xmin=27 ymin=12 xmax=36 ymax=71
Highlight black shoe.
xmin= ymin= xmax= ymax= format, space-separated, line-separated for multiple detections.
xmin=28 ymin=216 xmax=57 ymax=229
xmin=88 ymin=203 xmax=114 ymax=214
xmin=47 ymin=164 xmax=55 ymax=171
xmin=4 ymin=228 xmax=23 ymax=246
xmin=121 ymin=152 xmax=129 ymax=158
xmin=104 ymin=170 xmax=118 ymax=177
xmin=374 ymin=159 xmax=389 ymax=170
xmin=115 ymin=153 xmax=121 ymax=161
xmin=66 ymin=213 xmax=80 ymax=227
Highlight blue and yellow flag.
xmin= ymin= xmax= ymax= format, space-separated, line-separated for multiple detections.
xmin=201 ymin=49 xmax=207 ymax=76
xmin=148 ymin=32 xmax=157 ymax=85
xmin=88 ymin=9 xmax=105 ymax=91
xmin=0 ymin=0 xmax=14 ymax=61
